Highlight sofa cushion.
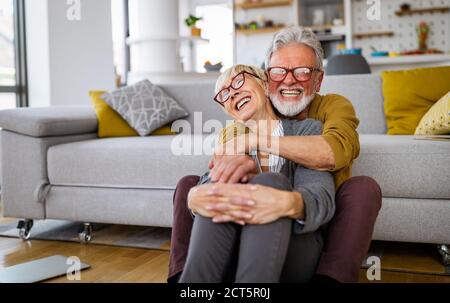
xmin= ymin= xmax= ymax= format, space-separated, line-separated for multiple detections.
xmin=90 ymin=90 xmax=139 ymax=137
xmin=90 ymin=90 xmax=175 ymax=138
xmin=320 ymin=74 xmax=386 ymax=134
xmin=47 ymin=136 xmax=212 ymax=190
xmin=382 ymin=66 xmax=450 ymax=135
xmin=415 ymin=91 xmax=450 ymax=135
xmin=353 ymin=135 xmax=450 ymax=199
xmin=48 ymin=134 xmax=450 ymax=200
xmin=102 ymin=80 xmax=189 ymax=136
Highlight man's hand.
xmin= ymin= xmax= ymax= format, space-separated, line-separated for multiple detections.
xmin=209 ymin=155 xmax=257 ymax=184
xmin=214 ymin=133 xmax=257 ymax=157
xmin=187 ymin=184 xmax=252 ymax=225
xmin=205 ymin=184 xmax=304 ymax=225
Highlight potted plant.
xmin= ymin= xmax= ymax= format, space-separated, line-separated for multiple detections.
xmin=185 ymin=14 xmax=203 ymax=37
xmin=417 ymin=21 xmax=429 ymax=51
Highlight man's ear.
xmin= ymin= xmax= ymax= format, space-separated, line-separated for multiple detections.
xmin=315 ymin=71 xmax=324 ymax=92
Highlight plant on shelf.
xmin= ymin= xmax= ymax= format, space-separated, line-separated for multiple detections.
xmin=185 ymin=14 xmax=203 ymax=37
xmin=416 ymin=21 xmax=429 ymax=51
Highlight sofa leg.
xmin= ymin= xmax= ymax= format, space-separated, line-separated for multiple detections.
xmin=17 ymin=219 xmax=34 ymax=241
xmin=437 ymin=245 xmax=450 ymax=266
xmin=78 ymin=223 xmax=93 ymax=244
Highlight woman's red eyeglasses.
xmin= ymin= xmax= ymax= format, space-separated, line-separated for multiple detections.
xmin=214 ymin=71 xmax=261 ymax=105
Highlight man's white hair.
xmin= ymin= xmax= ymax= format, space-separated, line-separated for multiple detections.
xmin=265 ymin=26 xmax=324 ymax=70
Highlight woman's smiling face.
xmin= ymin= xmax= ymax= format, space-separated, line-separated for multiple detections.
xmin=220 ymin=72 xmax=268 ymax=122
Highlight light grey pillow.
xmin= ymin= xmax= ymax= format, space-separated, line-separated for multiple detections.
xmin=102 ymin=80 xmax=189 ymax=136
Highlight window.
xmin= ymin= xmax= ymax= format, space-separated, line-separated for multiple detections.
xmin=111 ymin=0 xmax=129 ymax=87
xmin=0 ymin=0 xmax=15 ymax=109
xmin=0 ymin=0 xmax=27 ymax=109
xmin=194 ymin=2 xmax=233 ymax=72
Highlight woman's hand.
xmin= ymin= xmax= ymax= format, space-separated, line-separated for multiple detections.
xmin=205 ymin=184 xmax=304 ymax=225
xmin=187 ymin=184 xmax=254 ymax=225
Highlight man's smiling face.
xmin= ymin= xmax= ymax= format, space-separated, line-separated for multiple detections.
xmin=268 ymin=43 xmax=324 ymax=118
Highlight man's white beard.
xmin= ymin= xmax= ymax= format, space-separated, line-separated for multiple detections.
xmin=269 ymin=92 xmax=316 ymax=117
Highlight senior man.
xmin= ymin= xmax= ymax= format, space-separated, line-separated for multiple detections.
xmin=168 ymin=26 xmax=381 ymax=283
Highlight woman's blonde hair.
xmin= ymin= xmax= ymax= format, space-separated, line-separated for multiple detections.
xmin=215 ymin=64 xmax=267 ymax=94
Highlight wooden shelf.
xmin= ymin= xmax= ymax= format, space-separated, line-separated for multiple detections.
xmin=395 ymin=6 xmax=450 ymax=16
xmin=179 ymin=36 xmax=210 ymax=44
xmin=236 ymin=26 xmax=285 ymax=35
xmin=316 ymin=34 xmax=345 ymax=42
xmin=235 ymin=0 xmax=292 ymax=10
xmin=353 ymin=31 xmax=394 ymax=39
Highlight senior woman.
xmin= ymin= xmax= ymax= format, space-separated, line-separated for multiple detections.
xmin=179 ymin=65 xmax=335 ymax=283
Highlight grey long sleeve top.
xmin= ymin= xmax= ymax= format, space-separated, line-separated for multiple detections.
xmin=280 ymin=119 xmax=336 ymax=234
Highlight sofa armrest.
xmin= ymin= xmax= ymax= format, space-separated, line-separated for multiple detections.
xmin=1 ymin=129 xmax=98 ymax=219
xmin=0 ymin=106 xmax=98 ymax=137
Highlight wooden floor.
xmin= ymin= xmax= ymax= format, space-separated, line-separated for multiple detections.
xmin=0 ymin=236 xmax=448 ymax=283
xmin=0 ymin=237 xmax=169 ymax=283
xmin=1 ymin=203 xmax=449 ymax=283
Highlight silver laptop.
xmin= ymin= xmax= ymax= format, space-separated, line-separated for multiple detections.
xmin=0 ymin=255 xmax=90 ymax=283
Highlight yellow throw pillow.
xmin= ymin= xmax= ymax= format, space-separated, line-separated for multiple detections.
xmin=415 ymin=91 xmax=450 ymax=135
xmin=89 ymin=91 xmax=175 ymax=138
xmin=382 ymin=66 xmax=450 ymax=135
xmin=151 ymin=125 xmax=176 ymax=136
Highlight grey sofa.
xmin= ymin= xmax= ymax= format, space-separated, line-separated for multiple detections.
xmin=0 ymin=74 xmax=449 ymax=259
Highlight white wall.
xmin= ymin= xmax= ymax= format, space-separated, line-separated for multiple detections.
xmin=235 ymin=3 xmax=299 ymax=66
xmin=25 ymin=0 xmax=51 ymax=108
xmin=26 ymin=0 xmax=115 ymax=107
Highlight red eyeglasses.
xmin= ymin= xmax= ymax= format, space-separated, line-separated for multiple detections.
xmin=214 ymin=71 xmax=262 ymax=105
xmin=267 ymin=66 xmax=321 ymax=83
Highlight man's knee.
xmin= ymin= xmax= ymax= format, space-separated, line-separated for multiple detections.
xmin=176 ymin=175 xmax=201 ymax=191
xmin=249 ymin=173 xmax=291 ymax=191
xmin=336 ymin=176 xmax=382 ymax=214
xmin=173 ymin=175 xmax=200 ymax=207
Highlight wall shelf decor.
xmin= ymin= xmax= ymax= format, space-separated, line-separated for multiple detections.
xmin=353 ymin=31 xmax=395 ymax=39
xmin=235 ymin=0 xmax=293 ymax=10
xmin=236 ymin=25 xmax=285 ymax=35
xmin=395 ymin=6 xmax=450 ymax=16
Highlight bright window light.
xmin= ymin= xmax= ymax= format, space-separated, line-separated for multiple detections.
xmin=195 ymin=3 xmax=233 ymax=72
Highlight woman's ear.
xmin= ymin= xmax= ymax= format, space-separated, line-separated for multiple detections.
xmin=264 ymin=83 xmax=269 ymax=97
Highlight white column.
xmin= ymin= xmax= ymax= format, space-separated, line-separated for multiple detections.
xmin=128 ymin=0 xmax=181 ymax=81
xmin=25 ymin=0 xmax=115 ymax=107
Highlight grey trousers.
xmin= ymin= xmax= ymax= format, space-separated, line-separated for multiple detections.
xmin=179 ymin=173 xmax=324 ymax=283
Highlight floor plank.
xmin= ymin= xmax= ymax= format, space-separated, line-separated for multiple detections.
xmin=0 ymin=237 xmax=169 ymax=283
xmin=359 ymin=269 xmax=450 ymax=283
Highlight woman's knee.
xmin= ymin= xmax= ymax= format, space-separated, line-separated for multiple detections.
xmin=249 ymin=173 xmax=291 ymax=191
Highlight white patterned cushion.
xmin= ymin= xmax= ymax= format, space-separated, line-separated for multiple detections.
xmin=102 ymin=80 xmax=189 ymax=136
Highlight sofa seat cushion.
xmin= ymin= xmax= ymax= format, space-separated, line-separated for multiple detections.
xmin=47 ymin=136 xmax=212 ymax=189
xmin=354 ymin=135 xmax=450 ymax=199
